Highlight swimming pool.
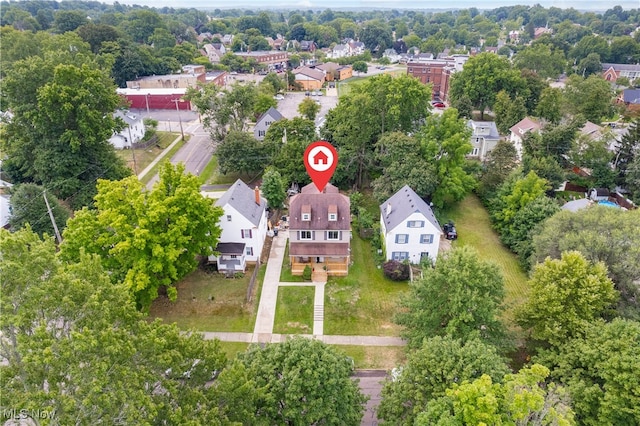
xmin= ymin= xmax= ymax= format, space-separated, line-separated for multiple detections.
xmin=598 ymin=200 xmax=620 ymax=208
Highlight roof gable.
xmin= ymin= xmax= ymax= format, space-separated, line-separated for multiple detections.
xmin=510 ymin=117 xmax=541 ymax=134
xmin=216 ymin=179 xmax=266 ymax=226
xmin=289 ymin=183 xmax=350 ymax=230
xmin=257 ymin=107 xmax=284 ymax=125
xmin=380 ymin=185 xmax=440 ymax=231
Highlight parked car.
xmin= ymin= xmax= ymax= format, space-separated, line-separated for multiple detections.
xmin=274 ymin=94 xmax=285 ymax=100
xmin=432 ymin=102 xmax=446 ymax=108
xmin=443 ymin=221 xmax=457 ymax=240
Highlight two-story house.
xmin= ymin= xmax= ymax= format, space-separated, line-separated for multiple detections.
xmin=109 ymin=111 xmax=145 ymax=149
xmin=467 ymin=120 xmax=500 ymax=161
xmin=288 ymin=183 xmax=350 ymax=278
xmin=208 ymin=179 xmax=268 ymax=273
xmin=254 ymin=107 xmax=283 ymax=141
xmin=509 ymin=117 xmax=542 ymax=160
xmin=380 ymin=185 xmax=441 ymax=265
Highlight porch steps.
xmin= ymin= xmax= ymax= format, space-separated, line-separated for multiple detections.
xmin=314 ymin=304 xmax=324 ymax=322
xmin=311 ymin=269 xmax=328 ymax=282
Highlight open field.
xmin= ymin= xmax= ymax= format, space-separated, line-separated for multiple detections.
xmin=438 ymin=194 xmax=530 ymax=320
xmin=149 ymin=265 xmax=265 ymax=332
xmin=115 ymin=132 xmax=180 ymax=175
xmin=273 ymin=286 xmax=315 ymax=334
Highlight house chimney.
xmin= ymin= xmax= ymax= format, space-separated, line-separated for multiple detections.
xmin=386 ymin=203 xmax=392 ymax=216
xmin=255 ymin=187 xmax=260 ymax=205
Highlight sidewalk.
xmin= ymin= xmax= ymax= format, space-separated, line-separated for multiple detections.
xmin=137 ymin=134 xmax=182 ymax=180
xmin=201 ymin=331 xmax=405 ymax=346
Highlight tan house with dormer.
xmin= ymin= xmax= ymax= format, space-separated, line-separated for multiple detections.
xmin=288 ymin=183 xmax=350 ymax=278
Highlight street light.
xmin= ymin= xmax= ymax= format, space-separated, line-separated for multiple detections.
xmin=173 ymin=98 xmax=185 ymax=141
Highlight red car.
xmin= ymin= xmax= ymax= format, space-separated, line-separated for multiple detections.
xmin=432 ymin=102 xmax=446 ymax=108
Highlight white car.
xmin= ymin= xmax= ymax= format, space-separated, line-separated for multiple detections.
xmin=274 ymin=94 xmax=285 ymax=100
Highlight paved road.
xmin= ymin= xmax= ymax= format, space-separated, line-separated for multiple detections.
xmin=146 ymin=120 xmax=213 ymax=188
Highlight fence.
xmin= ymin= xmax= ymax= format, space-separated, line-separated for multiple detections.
xmin=246 ymin=260 xmax=260 ymax=303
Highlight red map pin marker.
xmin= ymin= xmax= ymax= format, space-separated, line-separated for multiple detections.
xmin=304 ymin=141 xmax=338 ymax=193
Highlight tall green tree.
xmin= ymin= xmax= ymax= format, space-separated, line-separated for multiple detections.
xmin=60 ymin=163 xmax=223 ymax=310
xmin=419 ymin=108 xmax=475 ymax=207
xmin=396 ymin=246 xmax=508 ymax=350
xmin=517 ymin=251 xmax=618 ymax=347
xmin=261 ymin=167 xmax=286 ymax=209
xmin=372 ymin=132 xmax=437 ymax=202
xmin=531 ymin=207 xmax=640 ymax=319
xmin=477 ymin=140 xmax=518 ymax=202
xmin=420 ymin=364 xmax=575 ymax=425
xmin=1 ymin=49 xmax=130 ymax=208
xmin=493 ymin=90 xmax=527 ymax=135
xmin=614 ymin=117 xmax=640 ymax=184
xmin=513 ymin=42 xmax=566 ymax=79
xmin=491 ymin=170 xmax=549 ymax=234
xmin=535 ymin=86 xmax=563 ymax=124
xmin=238 ymin=337 xmax=367 ymax=425
xmin=535 ymin=319 xmax=640 ymax=426
xmin=216 ymin=131 xmax=265 ymax=176
xmin=8 ymin=183 xmax=70 ymax=237
xmin=378 ymin=336 xmax=509 ymax=425
xmin=449 ymin=52 xmax=525 ymax=119
xmin=0 ymin=227 xmax=230 ymax=425
xmin=563 ymin=74 xmax=614 ymax=124
xmin=298 ymin=96 xmax=321 ymax=121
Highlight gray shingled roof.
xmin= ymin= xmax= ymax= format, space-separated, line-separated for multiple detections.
xmin=380 ymin=185 xmax=441 ymax=231
xmin=288 ymin=183 xmax=350 ymax=231
xmin=215 ymin=242 xmax=246 ymax=255
xmin=215 ymin=179 xmax=266 ymax=227
xmin=623 ymin=89 xmax=640 ymax=104
xmin=257 ymin=107 xmax=284 ymax=123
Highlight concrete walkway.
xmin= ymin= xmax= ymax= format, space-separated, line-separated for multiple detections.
xmin=206 ymin=228 xmax=407 ymax=346
xmin=137 ymin=134 xmax=183 ymax=180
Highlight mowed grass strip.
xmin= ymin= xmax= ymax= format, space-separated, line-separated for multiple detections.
xmin=332 ymin=345 xmax=407 ymax=370
xmin=280 ymin=242 xmax=304 ymax=282
xmin=149 ymin=265 xmax=263 ymax=332
xmin=440 ymin=194 xmax=529 ymax=319
xmin=324 ymin=234 xmax=408 ymax=337
xmin=115 ymin=132 xmax=181 ymax=175
xmin=273 ymin=286 xmax=315 ymax=334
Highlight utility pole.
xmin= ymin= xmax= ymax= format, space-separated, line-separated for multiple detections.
xmin=173 ymin=99 xmax=185 ymax=141
xmin=127 ymin=123 xmax=138 ymax=175
xmin=43 ymin=191 xmax=62 ymax=245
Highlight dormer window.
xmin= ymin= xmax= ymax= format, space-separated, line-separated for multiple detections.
xmin=301 ymin=205 xmax=311 ymax=221
xmin=328 ymin=205 xmax=337 ymax=221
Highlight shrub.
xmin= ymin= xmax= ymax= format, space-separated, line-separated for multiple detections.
xmin=383 ymin=260 xmax=410 ymax=281
xmin=302 ymin=265 xmax=312 ymax=280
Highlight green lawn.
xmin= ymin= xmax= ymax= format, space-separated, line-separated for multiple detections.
xmin=139 ymin=136 xmax=187 ymax=184
xmin=217 ymin=341 xmax=250 ymax=361
xmin=279 ymin=241 xmax=304 ymax=282
xmin=324 ymin=234 xmax=408 ymax=336
xmin=273 ymin=286 xmax=315 ymax=334
xmin=115 ymin=132 xmax=180 ymax=176
xmin=438 ymin=194 xmax=530 ymax=320
xmin=338 ymin=68 xmax=405 ymax=96
xmin=149 ymin=265 xmax=264 ymax=332
xmin=332 ymin=345 xmax=406 ymax=370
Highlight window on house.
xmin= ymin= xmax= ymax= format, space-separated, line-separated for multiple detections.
xmin=302 ymin=213 xmax=311 ymax=221
xmin=241 ymin=229 xmax=252 ymax=239
xmin=246 ymin=246 xmax=254 ymax=256
xmin=300 ymin=231 xmax=312 ymax=240
xmin=226 ymin=215 xmax=232 ymax=222
xmin=327 ymin=231 xmax=339 ymax=240
xmin=420 ymin=252 xmax=430 ymax=261
xmin=328 ymin=213 xmax=337 ymax=221
xmin=407 ymin=221 xmax=425 ymax=228
xmin=420 ymin=234 xmax=434 ymax=244
xmin=395 ymin=234 xmax=409 ymax=244
xmin=471 ymin=148 xmax=479 ymax=156
xmin=258 ymin=130 xmax=266 ymax=137
xmin=230 ymin=255 xmax=237 ymax=259
xmin=392 ymin=251 xmax=409 ymax=260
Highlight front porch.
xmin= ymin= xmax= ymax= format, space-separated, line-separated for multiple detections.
xmin=290 ymin=257 xmax=349 ymax=278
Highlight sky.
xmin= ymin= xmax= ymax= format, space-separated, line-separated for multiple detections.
xmin=109 ymin=0 xmax=639 ymax=11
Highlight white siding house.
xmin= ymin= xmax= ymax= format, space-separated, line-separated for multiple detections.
xmin=380 ymin=185 xmax=441 ymax=265
xmin=109 ymin=111 xmax=145 ymax=149
xmin=208 ymin=179 xmax=268 ymax=272
xmin=468 ymin=120 xmax=500 ymax=161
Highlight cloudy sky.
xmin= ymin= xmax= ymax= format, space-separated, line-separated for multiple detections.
xmin=110 ymin=0 xmax=638 ymax=11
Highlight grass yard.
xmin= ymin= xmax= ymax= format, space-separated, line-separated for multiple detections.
xmin=324 ymin=234 xmax=408 ymax=336
xmin=273 ymin=286 xmax=315 ymax=334
xmin=438 ymin=194 xmax=530 ymax=320
xmin=338 ymin=68 xmax=405 ymax=96
xmin=139 ymin=136 xmax=187 ymax=185
xmin=217 ymin=341 xmax=250 ymax=361
xmin=280 ymin=242 xmax=304 ymax=282
xmin=149 ymin=265 xmax=264 ymax=332
xmin=116 ymin=132 xmax=180 ymax=175
xmin=332 ymin=345 xmax=406 ymax=370
xmin=204 ymin=155 xmax=260 ymax=185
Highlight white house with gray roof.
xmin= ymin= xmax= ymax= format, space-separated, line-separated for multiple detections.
xmin=109 ymin=111 xmax=145 ymax=149
xmin=208 ymin=179 xmax=268 ymax=272
xmin=468 ymin=120 xmax=500 ymax=161
xmin=380 ymin=185 xmax=442 ymax=265
xmin=254 ymin=107 xmax=283 ymax=141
